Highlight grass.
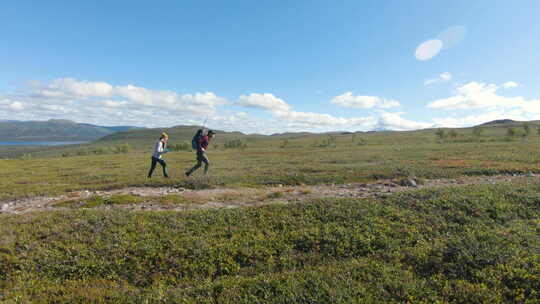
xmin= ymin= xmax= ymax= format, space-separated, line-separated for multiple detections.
xmin=1 ymin=181 xmax=540 ymax=302
xmin=2 ymin=126 xmax=540 ymax=302
xmin=2 ymin=134 xmax=540 ymax=201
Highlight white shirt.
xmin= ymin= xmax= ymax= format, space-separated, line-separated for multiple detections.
xmin=152 ymin=140 xmax=167 ymax=159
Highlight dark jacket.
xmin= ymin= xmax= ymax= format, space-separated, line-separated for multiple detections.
xmin=198 ymin=135 xmax=210 ymax=151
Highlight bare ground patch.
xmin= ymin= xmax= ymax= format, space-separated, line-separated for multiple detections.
xmin=0 ymin=173 xmax=537 ymax=214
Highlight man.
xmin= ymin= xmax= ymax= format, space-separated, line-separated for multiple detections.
xmin=147 ymin=132 xmax=169 ymax=178
xmin=186 ymin=130 xmax=215 ymax=176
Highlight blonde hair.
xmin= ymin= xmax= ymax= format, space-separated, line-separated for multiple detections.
xmin=160 ymin=132 xmax=169 ymax=139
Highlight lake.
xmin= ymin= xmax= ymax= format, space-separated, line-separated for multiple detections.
xmin=0 ymin=141 xmax=88 ymax=146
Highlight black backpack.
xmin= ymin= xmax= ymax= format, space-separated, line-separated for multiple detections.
xmin=191 ymin=128 xmax=207 ymax=150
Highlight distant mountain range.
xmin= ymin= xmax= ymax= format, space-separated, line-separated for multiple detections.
xmin=0 ymin=120 xmax=142 ymax=142
xmin=1 ymin=118 xmax=537 ymax=143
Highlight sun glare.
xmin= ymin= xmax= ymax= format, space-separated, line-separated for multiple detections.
xmin=415 ymin=39 xmax=443 ymax=61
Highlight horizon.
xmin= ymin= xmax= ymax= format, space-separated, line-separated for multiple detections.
xmin=2 ymin=117 xmax=533 ymax=137
xmin=1 ymin=1 xmax=539 ymax=134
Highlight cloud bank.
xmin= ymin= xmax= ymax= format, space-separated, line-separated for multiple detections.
xmin=330 ymin=92 xmax=400 ymax=109
xmin=2 ymin=77 xmax=538 ymax=134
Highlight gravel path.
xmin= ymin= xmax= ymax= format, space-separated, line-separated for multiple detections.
xmin=1 ymin=173 xmax=537 ymax=214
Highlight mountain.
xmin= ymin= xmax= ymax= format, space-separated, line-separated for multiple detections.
xmin=477 ymin=119 xmax=540 ymax=128
xmin=79 ymin=123 xmax=142 ymax=133
xmin=270 ymin=132 xmax=314 ymax=137
xmin=0 ymin=120 xmax=142 ymax=142
xmin=478 ymin=119 xmax=518 ymax=126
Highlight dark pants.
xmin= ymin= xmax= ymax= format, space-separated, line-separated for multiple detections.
xmin=148 ymin=156 xmax=168 ymax=178
xmin=186 ymin=151 xmax=209 ymax=175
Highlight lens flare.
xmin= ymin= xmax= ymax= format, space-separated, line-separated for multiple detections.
xmin=438 ymin=25 xmax=467 ymax=49
xmin=415 ymin=39 xmax=443 ymax=61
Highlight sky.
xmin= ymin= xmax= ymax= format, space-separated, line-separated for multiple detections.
xmin=1 ymin=0 xmax=540 ymax=134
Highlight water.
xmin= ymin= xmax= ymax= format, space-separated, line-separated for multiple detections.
xmin=0 ymin=141 xmax=88 ymax=146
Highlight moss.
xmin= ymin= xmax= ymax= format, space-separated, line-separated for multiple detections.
xmin=2 ymin=181 xmax=540 ymax=302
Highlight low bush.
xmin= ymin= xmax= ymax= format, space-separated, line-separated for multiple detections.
xmin=1 ymin=181 xmax=540 ymax=302
xmin=224 ymin=139 xmax=247 ymax=149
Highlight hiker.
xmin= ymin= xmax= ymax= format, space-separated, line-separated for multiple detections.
xmin=148 ymin=132 xmax=169 ymax=178
xmin=186 ymin=129 xmax=215 ymax=176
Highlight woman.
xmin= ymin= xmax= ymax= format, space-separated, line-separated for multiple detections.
xmin=147 ymin=132 xmax=169 ymax=178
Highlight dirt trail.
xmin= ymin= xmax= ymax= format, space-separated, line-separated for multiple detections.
xmin=0 ymin=173 xmax=537 ymax=215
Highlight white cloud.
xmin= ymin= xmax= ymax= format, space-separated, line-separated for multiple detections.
xmin=424 ymin=72 xmax=452 ymax=86
xmin=100 ymin=100 xmax=127 ymax=108
xmin=502 ymin=81 xmax=520 ymax=89
xmin=0 ymin=99 xmax=25 ymax=111
xmin=33 ymin=78 xmax=113 ymax=99
xmin=425 ymin=80 xmax=540 ymax=128
xmin=431 ymin=111 xmax=508 ymax=128
xmin=331 ymin=92 xmax=400 ymax=109
xmin=375 ymin=112 xmax=433 ymax=131
xmin=427 ymin=81 xmax=536 ymax=111
xmin=236 ymin=93 xmax=377 ymax=131
xmin=32 ymin=78 xmax=227 ymax=113
xmin=237 ymin=93 xmax=292 ymax=113
xmin=1 ymin=78 xmax=229 ymax=128
xmin=275 ymin=110 xmax=376 ymax=128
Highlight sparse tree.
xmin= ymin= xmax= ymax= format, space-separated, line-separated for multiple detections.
xmin=449 ymin=129 xmax=458 ymax=138
xmin=523 ymin=123 xmax=531 ymax=136
xmin=435 ymin=129 xmax=447 ymax=141
xmin=472 ymin=126 xmax=483 ymax=137
xmin=507 ymin=127 xmax=517 ymax=137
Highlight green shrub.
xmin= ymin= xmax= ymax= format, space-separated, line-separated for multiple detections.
xmin=168 ymin=142 xmax=191 ymax=152
xmin=435 ymin=129 xmax=447 ymax=141
xmin=2 ymin=182 xmax=540 ymax=302
xmin=312 ymin=135 xmax=336 ymax=148
xmin=225 ymin=139 xmax=247 ymax=149
xmin=472 ymin=127 xmax=483 ymax=137
xmin=114 ymin=143 xmax=131 ymax=154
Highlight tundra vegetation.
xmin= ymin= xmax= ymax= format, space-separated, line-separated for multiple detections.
xmin=1 ymin=122 xmax=540 ymax=302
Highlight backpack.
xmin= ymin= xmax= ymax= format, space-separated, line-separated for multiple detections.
xmin=191 ymin=128 xmax=208 ymax=150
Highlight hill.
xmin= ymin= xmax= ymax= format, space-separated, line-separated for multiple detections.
xmin=79 ymin=123 xmax=142 ymax=133
xmin=477 ymin=119 xmax=540 ymax=127
xmin=98 ymin=125 xmax=233 ymax=144
xmin=0 ymin=120 xmax=141 ymax=142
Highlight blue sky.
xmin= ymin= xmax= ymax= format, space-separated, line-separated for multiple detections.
xmin=1 ymin=0 xmax=540 ymax=133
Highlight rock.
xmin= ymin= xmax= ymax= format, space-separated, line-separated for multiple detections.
xmin=405 ymin=178 xmax=418 ymax=187
xmin=67 ymin=191 xmax=81 ymax=198
xmin=1 ymin=204 xmax=8 ymax=211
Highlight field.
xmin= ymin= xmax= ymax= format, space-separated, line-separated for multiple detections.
xmin=1 ymin=124 xmax=540 ymax=302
